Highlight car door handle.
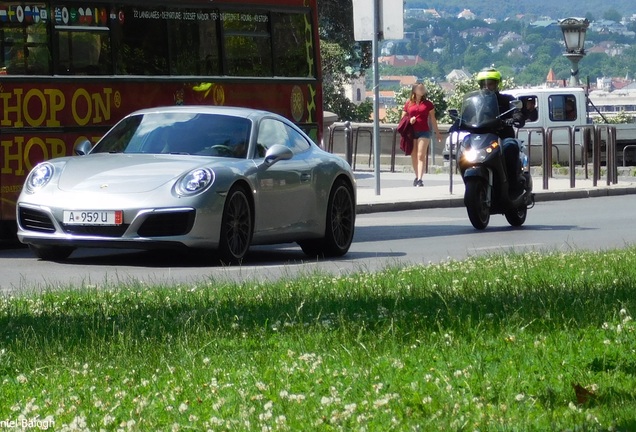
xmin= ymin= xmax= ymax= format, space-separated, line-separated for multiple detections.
xmin=300 ymin=173 xmax=311 ymax=182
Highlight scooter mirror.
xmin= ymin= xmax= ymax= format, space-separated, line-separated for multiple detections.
xmin=448 ymin=109 xmax=459 ymax=118
xmin=510 ymin=100 xmax=522 ymax=110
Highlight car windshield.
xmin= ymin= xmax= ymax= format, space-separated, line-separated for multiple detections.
xmin=91 ymin=112 xmax=251 ymax=158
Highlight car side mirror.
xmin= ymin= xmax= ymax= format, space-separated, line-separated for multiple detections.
xmin=74 ymin=140 xmax=93 ymax=156
xmin=510 ymin=100 xmax=522 ymax=110
xmin=263 ymin=144 xmax=293 ymax=166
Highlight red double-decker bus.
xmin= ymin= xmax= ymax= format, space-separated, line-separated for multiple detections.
xmin=0 ymin=0 xmax=322 ymax=237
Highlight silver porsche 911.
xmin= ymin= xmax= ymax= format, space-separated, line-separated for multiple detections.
xmin=16 ymin=106 xmax=356 ymax=263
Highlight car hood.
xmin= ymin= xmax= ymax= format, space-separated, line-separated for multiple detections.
xmin=56 ymin=154 xmax=215 ymax=193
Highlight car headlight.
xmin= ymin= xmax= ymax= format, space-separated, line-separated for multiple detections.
xmin=176 ymin=168 xmax=215 ymax=196
xmin=25 ymin=163 xmax=54 ymax=193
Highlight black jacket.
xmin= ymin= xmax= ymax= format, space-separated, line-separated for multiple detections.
xmin=497 ymin=92 xmax=526 ymax=139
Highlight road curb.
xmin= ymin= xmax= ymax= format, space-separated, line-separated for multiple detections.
xmin=356 ymin=185 xmax=636 ymax=214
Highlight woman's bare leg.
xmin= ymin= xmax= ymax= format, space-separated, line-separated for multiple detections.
xmin=410 ymin=139 xmax=418 ymax=181
xmin=417 ymin=138 xmax=430 ymax=180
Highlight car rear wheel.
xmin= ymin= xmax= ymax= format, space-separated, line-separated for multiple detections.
xmin=218 ymin=186 xmax=253 ymax=264
xmin=29 ymin=244 xmax=75 ymax=261
xmin=299 ymin=179 xmax=355 ymax=257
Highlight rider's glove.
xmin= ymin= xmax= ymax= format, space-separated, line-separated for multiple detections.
xmin=503 ymin=118 xmax=515 ymax=126
xmin=512 ymin=112 xmax=525 ymax=128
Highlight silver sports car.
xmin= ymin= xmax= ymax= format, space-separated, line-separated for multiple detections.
xmin=16 ymin=106 xmax=356 ymax=263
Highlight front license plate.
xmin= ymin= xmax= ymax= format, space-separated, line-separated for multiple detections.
xmin=63 ymin=210 xmax=123 ymax=226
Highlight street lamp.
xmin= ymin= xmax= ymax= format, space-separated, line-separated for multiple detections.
xmin=558 ymin=17 xmax=590 ymax=87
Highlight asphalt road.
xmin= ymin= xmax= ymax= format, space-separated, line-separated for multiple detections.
xmin=0 ymin=194 xmax=634 ymax=293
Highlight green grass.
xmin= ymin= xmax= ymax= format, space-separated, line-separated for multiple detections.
xmin=1 ymin=248 xmax=636 ymax=431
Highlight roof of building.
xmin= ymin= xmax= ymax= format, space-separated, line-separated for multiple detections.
xmin=381 ymin=75 xmax=418 ymax=86
xmin=378 ymin=55 xmax=425 ymax=67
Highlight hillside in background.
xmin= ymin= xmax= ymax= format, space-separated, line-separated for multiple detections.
xmin=405 ymin=0 xmax=635 ymax=21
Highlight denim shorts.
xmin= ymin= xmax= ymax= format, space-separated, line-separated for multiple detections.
xmin=414 ymin=130 xmax=431 ymax=139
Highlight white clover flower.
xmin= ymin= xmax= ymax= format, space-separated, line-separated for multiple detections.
xmin=209 ymin=416 xmax=224 ymax=426
xmin=16 ymin=374 xmax=28 ymax=384
xmin=103 ymin=414 xmax=115 ymax=426
xmin=258 ymin=411 xmax=272 ymax=421
xmin=392 ymin=359 xmax=404 ymax=369
xmin=321 ymin=396 xmax=334 ymax=406
xmin=178 ymin=403 xmax=188 ymax=413
xmin=373 ymin=397 xmax=390 ymax=408
xmin=289 ymin=394 xmax=306 ymax=403
xmin=422 ymin=396 xmax=433 ymax=404
xmin=515 ymin=393 xmax=525 ymax=401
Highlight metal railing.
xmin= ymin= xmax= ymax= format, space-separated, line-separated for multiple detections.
xmin=594 ymin=125 xmax=618 ymax=186
xmin=622 ymin=145 xmax=636 ymax=167
xmin=327 ymin=122 xmax=400 ymax=171
xmin=327 ymin=122 xmax=619 ymax=190
xmin=518 ymin=125 xmax=616 ymax=189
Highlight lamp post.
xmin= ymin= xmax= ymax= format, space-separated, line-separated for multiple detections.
xmin=559 ymin=17 xmax=590 ymax=87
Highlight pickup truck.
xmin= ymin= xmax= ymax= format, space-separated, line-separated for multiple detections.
xmin=443 ymin=87 xmax=636 ymax=166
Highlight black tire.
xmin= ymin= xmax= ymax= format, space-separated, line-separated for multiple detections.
xmin=28 ymin=244 xmax=74 ymax=261
xmin=218 ymin=186 xmax=253 ymax=264
xmin=505 ymin=205 xmax=528 ymax=227
xmin=299 ymin=179 xmax=355 ymax=257
xmin=464 ymin=178 xmax=490 ymax=230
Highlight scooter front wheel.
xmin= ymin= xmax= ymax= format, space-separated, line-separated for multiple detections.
xmin=464 ymin=178 xmax=490 ymax=230
xmin=505 ymin=205 xmax=527 ymax=227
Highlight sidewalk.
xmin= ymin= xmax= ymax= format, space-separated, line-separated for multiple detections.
xmin=355 ymin=167 xmax=636 ymax=214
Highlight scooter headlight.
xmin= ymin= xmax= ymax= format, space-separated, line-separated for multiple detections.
xmin=463 ymin=148 xmax=479 ymax=163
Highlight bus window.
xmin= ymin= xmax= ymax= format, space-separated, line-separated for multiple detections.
xmin=0 ymin=2 xmax=50 ymax=75
xmin=115 ymin=5 xmax=169 ymax=75
xmin=56 ymin=30 xmax=111 ymax=75
xmin=167 ymin=8 xmax=221 ymax=76
xmin=222 ymin=11 xmax=272 ymax=77
xmin=272 ymin=12 xmax=315 ymax=78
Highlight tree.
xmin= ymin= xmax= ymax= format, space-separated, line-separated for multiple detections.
xmin=321 ymin=40 xmax=374 ymax=122
xmin=602 ymin=9 xmax=622 ymax=23
xmin=318 ymin=0 xmax=373 ymax=121
xmin=384 ymin=79 xmax=447 ymax=124
xmin=440 ymin=74 xmax=517 ymax=123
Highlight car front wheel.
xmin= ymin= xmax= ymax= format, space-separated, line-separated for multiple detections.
xmin=218 ymin=186 xmax=253 ymax=264
xmin=29 ymin=244 xmax=75 ymax=261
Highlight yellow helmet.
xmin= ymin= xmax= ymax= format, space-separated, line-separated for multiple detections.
xmin=477 ymin=68 xmax=501 ymax=89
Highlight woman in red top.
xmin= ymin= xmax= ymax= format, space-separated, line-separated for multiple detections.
xmin=402 ymin=83 xmax=442 ymax=187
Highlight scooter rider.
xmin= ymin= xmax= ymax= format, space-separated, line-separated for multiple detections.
xmin=476 ymin=68 xmax=528 ymax=192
